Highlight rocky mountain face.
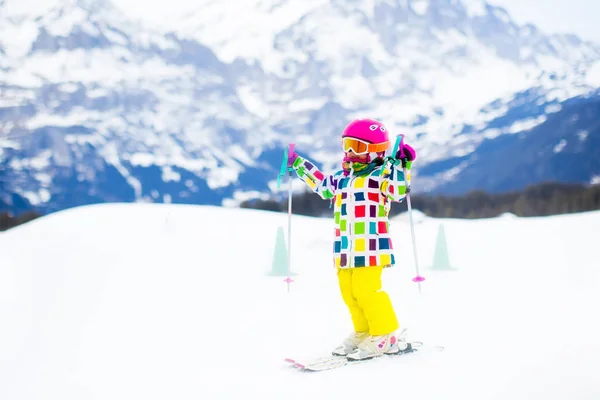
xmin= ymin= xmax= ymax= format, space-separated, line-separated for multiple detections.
xmin=1 ymin=0 xmax=599 ymax=214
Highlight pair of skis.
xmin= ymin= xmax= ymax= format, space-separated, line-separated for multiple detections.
xmin=285 ymin=342 xmax=444 ymax=372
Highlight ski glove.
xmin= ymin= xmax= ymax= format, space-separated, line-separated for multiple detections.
xmin=396 ymin=143 xmax=416 ymax=162
xmin=287 ymin=144 xmax=298 ymax=167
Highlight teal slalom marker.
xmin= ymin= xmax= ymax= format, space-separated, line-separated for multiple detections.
xmin=269 ymin=226 xmax=297 ymax=277
xmin=432 ymin=224 xmax=455 ymax=271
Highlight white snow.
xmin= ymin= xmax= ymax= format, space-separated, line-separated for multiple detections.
xmin=236 ymin=86 xmax=271 ymax=118
xmin=288 ymin=97 xmax=329 ymax=113
xmin=437 ymin=159 xmax=470 ymax=181
xmin=553 ymin=138 xmax=567 ymax=153
xmin=578 ymin=130 xmax=589 ymax=141
xmin=491 ymin=7 xmax=511 ymax=24
xmin=411 ymin=0 xmax=429 ymax=16
xmin=461 ymin=0 xmax=487 ymax=17
xmin=102 ymin=28 xmax=128 ymax=46
xmin=8 ymin=150 xmax=55 ymax=171
xmin=137 ymin=31 xmax=179 ymax=51
xmin=101 ymin=143 xmax=142 ymax=199
xmin=482 ymin=127 xmax=502 ymax=139
xmin=2 ymin=66 xmax=44 ymax=87
xmin=330 ymin=75 xmax=375 ymax=109
xmin=206 ymin=162 xmax=241 ymax=189
xmin=472 ymin=110 xmax=546 ymax=143
xmin=19 ymin=188 xmax=51 ymax=205
xmin=506 ymin=114 xmax=547 ymax=133
xmin=432 ymin=51 xmax=534 ymax=120
xmin=519 ymin=46 xmax=533 ymax=60
xmin=175 ymin=0 xmax=328 ymax=66
xmin=222 ymin=189 xmax=272 ymax=207
xmin=59 ymin=83 xmax=80 ymax=93
xmin=545 ymin=103 xmax=563 ymax=113
xmin=19 ymin=49 xmax=192 ymax=86
xmin=43 ymin=6 xmax=89 ymax=37
xmin=2 ymin=0 xmax=61 ymax=18
xmin=34 ymin=172 xmax=53 ymax=186
xmin=0 ymin=97 xmax=19 ymax=107
xmin=227 ymin=144 xmax=256 ymax=167
xmin=64 ymin=134 xmax=104 ymax=147
xmin=0 ymin=18 xmax=40 ymax=59
xmin=1 ymin=204 xmax=599 ymax=399
xmin=28 ymin=150 xmax=52 ymax=169
xmin=161 ymin=166 xmax=181 ymax=183
xmin=86 ymin=88 xmax=110 ymax=98
xmin=128 ymin=153 xmax=155 ymax=167
xmin=585 ymin=61 xmax=600 ymax=87
xmin=26 ymin=110 xmax=99 ymax=130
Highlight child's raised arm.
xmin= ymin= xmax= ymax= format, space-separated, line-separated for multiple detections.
xmin=380 ymin=161 xmax=411 ymax=203
xmin=291 ymin=155 xmax=339 ymax=200
xmin=380 ymin=142 xmax=416 ymax=203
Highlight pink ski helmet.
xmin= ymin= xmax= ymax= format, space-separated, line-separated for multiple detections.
xmin=342 ymin=119 xmax=389 ymax=144
xmin=341 ymin=118 xmax=390 ymax=159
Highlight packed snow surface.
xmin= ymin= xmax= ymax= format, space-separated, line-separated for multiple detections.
xmin=0 ymin=203 xmax=599 ymax=399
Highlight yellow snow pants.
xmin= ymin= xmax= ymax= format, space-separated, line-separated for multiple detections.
xmin=337 ymin=266 xmax=399 ymax=336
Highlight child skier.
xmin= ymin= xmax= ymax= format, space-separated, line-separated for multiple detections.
xmin=287 ymin=118 xmax=416 ymax=361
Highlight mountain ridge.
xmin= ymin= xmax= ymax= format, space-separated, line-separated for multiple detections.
xmin=1 ymin=0 xmax=599 ymax=214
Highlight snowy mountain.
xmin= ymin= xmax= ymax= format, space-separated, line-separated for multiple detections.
xmin=420 ymin=95 xmax=600 ymax=194
xmin=1 ymin=0 xmax=600 ymax=214
xmin=0 ymin=0 xmax=277 ymax=212
xmin=1 ymin=203 xmax=599 ymax=398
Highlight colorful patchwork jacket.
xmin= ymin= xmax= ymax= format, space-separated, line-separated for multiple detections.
xmin=292 ymin=156 xmax=411 ymax=269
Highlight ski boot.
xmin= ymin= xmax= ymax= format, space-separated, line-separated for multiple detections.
xmin=332 ymin=331 xmax=369 ymax=356
xmin=347 ymin=328 xmax=409 ymax=361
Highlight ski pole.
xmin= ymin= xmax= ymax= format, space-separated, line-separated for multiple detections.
xmin=277 ymin=144 xmax=295 ymax=292
xmin=392 ymin=135 xmax=425 ymax=292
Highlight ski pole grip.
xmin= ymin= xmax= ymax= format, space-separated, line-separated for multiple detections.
xmin=278 ymin=143 xmax=296 ymax=188
xmin=392 ymin=134 xmax=403 ymax=158
xmin=287 ymin=143 xmax=296 ymax=172
xmin=277 ymin=145 xmax=289 ymax=189
xmin=398 ymin=134 xmax=406 ymax=158
xmin=287 ymin=143 xmax=296 ymax=173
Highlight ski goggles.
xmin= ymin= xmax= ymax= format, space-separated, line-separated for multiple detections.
xmin=341 ymin=137 xmax=389 ymax=155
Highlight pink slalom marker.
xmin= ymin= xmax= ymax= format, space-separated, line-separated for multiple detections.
xmin=412 ymin=276 xmax=425 ymax=283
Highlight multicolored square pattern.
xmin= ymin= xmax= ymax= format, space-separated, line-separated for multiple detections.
xmin=293 ymin=156 xmax=411 ymax=269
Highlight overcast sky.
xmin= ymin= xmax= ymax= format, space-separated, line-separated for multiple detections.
xmin=114 ymin=0 xmax=600 ymax=44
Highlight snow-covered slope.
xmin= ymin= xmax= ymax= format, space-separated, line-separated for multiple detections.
xmin=1 ymin=0 xmax=599 ymax=213
xmin=0 ymin=203 xmax=599 ymax=399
